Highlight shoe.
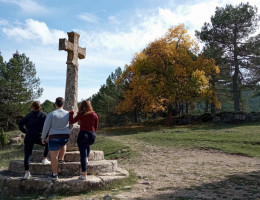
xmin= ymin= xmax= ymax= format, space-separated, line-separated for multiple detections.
xmin=23 ymin=172 xmax=31 ymax=179
xmin=78 ymin=175 xmax=87 ymax=180
xmin=49 ymin=173 xmax=58 ymax=180
xmin=42 ymin=159 xmax=51 ymax=165
xmin=58 ymin=160 xmax=65 ymax=164
xmin=86 ymin=157 xmax=88 ymax=163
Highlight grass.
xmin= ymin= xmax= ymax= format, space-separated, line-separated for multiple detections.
xmin=92 ymin=135 xmax=138 ymax=160
xmin=101 ymin=122 xmax=260 ymax=158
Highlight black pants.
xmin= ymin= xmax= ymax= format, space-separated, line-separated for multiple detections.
xmin=77 ymin=130 xmax=96 ymax=172
xmin=24 ymin=136 xmax=49 ymax=171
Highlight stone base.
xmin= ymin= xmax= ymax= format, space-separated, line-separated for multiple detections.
xmin=67 ymin=125 xmax=80 ymax=151
xmin=31 ymin=150 xmax=104 ymax=162
xmin=9 ymin=160 xmax=117 ymax=176
xmin=0 ymin=168 xmax=129 ymax=196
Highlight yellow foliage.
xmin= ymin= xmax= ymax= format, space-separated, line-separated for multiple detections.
xmin=115 ymin=24 xmax=220 ymax=114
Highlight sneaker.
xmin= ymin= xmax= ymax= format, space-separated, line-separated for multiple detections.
xmin=86 ymin=157 xmax=88 ymax=163
xmin=78 ymin=175 xmax=87 ymax=180
xmin=42 ymin=159 xmax=51 ymax=165
xmin=58 ymin=160 xmax=65 ymax=164
xmin=23 ymin=172 xmax=31 ymax=179
xmin=49 ymin=173 xmax=58 ymax=180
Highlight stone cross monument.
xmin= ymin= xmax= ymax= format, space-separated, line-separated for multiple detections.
xmin=59 ymin=32 xmax=86 ymax=150
xmin=59 ymin=31 xmax=86 ymax=113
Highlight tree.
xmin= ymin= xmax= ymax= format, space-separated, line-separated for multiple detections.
xmin=0 ymin=51 xmax=43 ymax=130
xmin=196 ymin=3 xmax=260 ymax=112
xmin=116 ymin=25 xmax=219 ymax=125
xmin=41 ymin=100 xmax=55 ymax=113
xmin=91 ymin=67 xmax=125 ymax=126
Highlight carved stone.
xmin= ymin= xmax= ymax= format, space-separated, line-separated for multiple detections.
xmin=59 ymin=32 xmax=86 ymax=113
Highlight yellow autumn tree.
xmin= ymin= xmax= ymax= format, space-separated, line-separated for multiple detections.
xmin=116 ymin=24 xmax=220 ymax=124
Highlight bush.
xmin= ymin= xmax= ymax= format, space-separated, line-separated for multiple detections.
xmin=0 ymin=128 xmax=8 ymax=148
xmin=199 ymin=113 xmax=214 ymax=122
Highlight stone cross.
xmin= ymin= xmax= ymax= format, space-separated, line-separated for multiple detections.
xmin=59 ymin=31 xmax=86 ymax=113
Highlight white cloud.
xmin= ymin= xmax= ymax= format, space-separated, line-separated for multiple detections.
xmin=78 ymin=13 xmax=99 ymax=23
xmin=0 ymin=0 xmax=48 ymax=14
xmin=3 ymin=19 xmax=66 ymax=45
xmin=0 ymin=19 xmax=8 ymax=26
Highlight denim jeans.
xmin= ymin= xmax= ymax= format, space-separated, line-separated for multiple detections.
xmin=77 ymin=130 xmax=96 ymax=172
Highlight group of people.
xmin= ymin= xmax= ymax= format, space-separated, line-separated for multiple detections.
xmin=18 ymin=97 xmax=98 ymax=180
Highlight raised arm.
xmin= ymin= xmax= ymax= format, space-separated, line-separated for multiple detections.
xmin=69 ymin=111 xmax=80 ymax=124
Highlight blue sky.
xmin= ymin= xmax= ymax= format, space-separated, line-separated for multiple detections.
xmin=0 ymin=0 xmax=259 ymax=102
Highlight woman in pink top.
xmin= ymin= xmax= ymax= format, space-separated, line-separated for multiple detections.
xmin=69 ymin=100 xmax=98 ymax=180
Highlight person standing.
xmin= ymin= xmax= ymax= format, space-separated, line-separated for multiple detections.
xmin=41 ymin=97 xmax=70 ymax=180
xmin=69 ymin=100 xmax=98 ymax=180
xmin=18 ymin=101 xmax=50 ymax=179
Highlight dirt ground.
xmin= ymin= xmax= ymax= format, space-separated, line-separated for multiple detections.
xmin=62 ymin=136 xmax=260 ymax=200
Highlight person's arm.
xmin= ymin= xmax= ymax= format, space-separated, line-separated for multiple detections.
xmin=94 ymin=113 xmax=99 ymax=131
xmin=69 ymin=111 xmax=80 ymax=124
xmin=18 ymin=113 xmax=32 ymax=134
xmin=41 ymin=113 xmax=52 ymax=140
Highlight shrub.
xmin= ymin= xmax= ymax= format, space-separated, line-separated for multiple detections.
xmin=0 ymin=128 xmax=8 ymax=148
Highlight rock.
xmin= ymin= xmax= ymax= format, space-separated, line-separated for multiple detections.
xmin=10 ymin=137 xmax=22 ymax=144
xmin=103 ymin=193 xmax=112 ymax=200
xmin=123 ymin=186 xmax=131 ymax=190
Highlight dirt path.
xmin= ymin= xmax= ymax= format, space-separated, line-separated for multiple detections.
xmin=62 ymin=136 xmax=260 ymax=200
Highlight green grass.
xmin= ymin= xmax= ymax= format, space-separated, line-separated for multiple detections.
xmin=101 ymin=122 xmax=260 ymax=158
xmin=92 ymin=135 xmax=138 ymax=160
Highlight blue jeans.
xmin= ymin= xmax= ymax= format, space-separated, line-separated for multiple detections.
xmin=77 ymin=130 xmax=96 ymax=172
xmin=48 ymin=137 xmax=69 ymax=151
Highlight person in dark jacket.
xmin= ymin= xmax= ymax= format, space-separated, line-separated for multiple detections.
xmin=69 ymin=100 xmax=98 ymax=180
xmin=18 ymin=101 xmax=50 ymax=179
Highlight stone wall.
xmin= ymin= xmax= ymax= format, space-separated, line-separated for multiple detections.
xmin=172 ymin=112 xmax=260 ymax=125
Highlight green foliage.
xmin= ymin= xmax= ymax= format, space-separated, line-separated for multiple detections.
xmin=41 ymin=100 xmax=55 ymax=113
xmin=0 ymin=51 xmax=43 ymax=130
xmin=196 ymin=3 xmax=260 ymax=112
xmin=0 ymin=128 xmax=8 ymax=148
xmin=91 ymin=67 xmax=127 ymax=126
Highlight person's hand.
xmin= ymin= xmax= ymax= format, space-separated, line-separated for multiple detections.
xmin=42 ymin=139 xmax=46 ymax=144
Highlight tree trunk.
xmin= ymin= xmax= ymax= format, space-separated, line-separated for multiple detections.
xmin=233 ymin=31 xmax=240 ymax=112
xmin=167 ymin=104 xmax=173 ymax=125
xmin=205 ymin=99 xmax=209 ymax=113
xmin=211 ymin=102 xmax=216 ymax=114
xmin=185 ymin=102 xmax=189 ymax=115
xmin=134 ymin=109 xmax=138 ymax=123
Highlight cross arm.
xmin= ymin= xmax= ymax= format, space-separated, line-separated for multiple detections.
xmin=59 ymin=38 xmax=73 ymax=51
xmin=78 ymin=47 xmax=86 ymax=59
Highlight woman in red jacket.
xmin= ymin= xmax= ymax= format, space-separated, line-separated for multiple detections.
xmin=69 ymin=100 xmax=98 ymax=180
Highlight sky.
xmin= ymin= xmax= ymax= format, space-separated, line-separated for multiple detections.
xmin=0 ymin=0 xmax=260 ymax=102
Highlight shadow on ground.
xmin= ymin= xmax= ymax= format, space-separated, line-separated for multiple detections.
xmin=143 ymin=170 xmax=260 ymax=200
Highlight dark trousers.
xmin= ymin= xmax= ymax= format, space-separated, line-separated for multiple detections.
xmin=24 ymin=136 xmax=49 ymax=171
xmin=77 ymin=130 xmax=96 ymax=172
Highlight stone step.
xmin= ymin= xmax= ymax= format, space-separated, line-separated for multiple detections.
xmin=31 ymin=150 xmax=104 ymax=162
xmin=9 ymin=160 xmax=117 ymax=176
xmin=0 ymin=168 xmax=129 ymax=196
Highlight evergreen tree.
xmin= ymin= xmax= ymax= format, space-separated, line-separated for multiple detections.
xmin=0 ymin=51 xmax=43 ymax=130
xmin=196 ymin=3 xmax=260 ymax=112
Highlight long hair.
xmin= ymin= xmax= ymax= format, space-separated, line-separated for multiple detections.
xmin=31 ymin=101 xmax=42 ymax=111
xmin=78 ymin=100 xmax=93 ymax=115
